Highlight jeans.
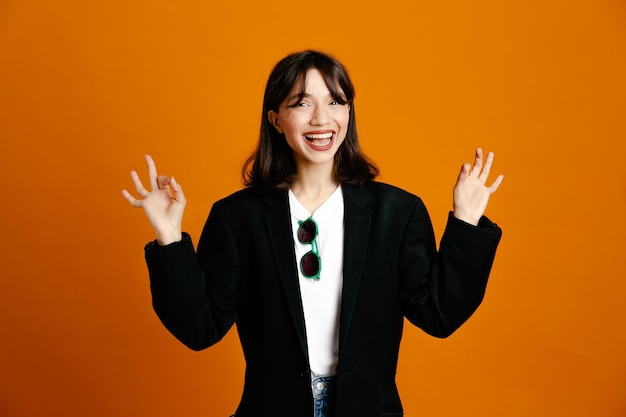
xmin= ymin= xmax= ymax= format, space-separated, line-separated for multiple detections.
xmin=312 ymin=375 xmax=337 ymax=417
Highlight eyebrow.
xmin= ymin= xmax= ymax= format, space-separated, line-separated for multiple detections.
xmin=286 ymin=92 xmax=309 ymax=102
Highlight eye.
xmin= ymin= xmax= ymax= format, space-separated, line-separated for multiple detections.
xmin=288 ymin=101 xmax=310 ymax=108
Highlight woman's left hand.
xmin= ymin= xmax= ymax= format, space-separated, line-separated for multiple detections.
xmin=452 ymin=148 xmax=504 ymax=226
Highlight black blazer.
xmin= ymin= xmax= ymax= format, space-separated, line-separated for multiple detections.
xmin=145 ymin=181 xmax=502 ymax=417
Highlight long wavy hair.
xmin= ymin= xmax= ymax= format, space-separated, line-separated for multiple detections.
xmin=243 ymin=50 xmax=378 ymax=191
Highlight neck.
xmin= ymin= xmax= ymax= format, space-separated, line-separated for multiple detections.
xmin=290 ymin=164 xmax=338 ymax=214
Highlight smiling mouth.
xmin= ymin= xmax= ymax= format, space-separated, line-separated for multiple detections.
xmin=304 ymin=132 xmax=333 ymax=145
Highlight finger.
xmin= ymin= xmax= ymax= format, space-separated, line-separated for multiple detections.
xmin=170 ymin=176 xmax=186 ymax=205
xmin=130 ymin=170 xmax=149 ymax=198
xmin=478 ymin=151 xmax=495 ymax=182
xmin=145 ymin=154 xmax=159 ymax=190
xmin=470 ymin=148 xmax=483 ymax=178
xmin=121 ymin=189 xmax=143 ymax=207
xmin=488 ymin=174 xmax=504 ymax=194
xmin=157 ymin=175 xmax=170 ymax=189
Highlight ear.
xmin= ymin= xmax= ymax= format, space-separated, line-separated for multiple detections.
xmin=268 ymin=110 xmax=283 ymax=134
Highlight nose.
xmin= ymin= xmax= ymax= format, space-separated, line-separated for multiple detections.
xmin=311 ymin=104 xmax=330 ymax=126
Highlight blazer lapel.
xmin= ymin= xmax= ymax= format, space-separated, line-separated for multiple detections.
xmin=339 ymin=184 xmax=373 ymax=349
xmin=262 ymin=192 xmax=310 ymax=359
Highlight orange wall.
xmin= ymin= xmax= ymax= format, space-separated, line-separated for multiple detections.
xmin=1 ymin=1 xmax=625 ymax=416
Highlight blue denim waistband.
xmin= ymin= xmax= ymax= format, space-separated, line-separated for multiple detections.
xmin=311 ymin=375 xmax=336 ymax=398
xmin=312 ymin=375 xmax=337 ymax=417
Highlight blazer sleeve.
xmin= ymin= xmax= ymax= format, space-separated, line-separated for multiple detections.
xmin=144 ymin=203 xmax=239 ymax=351
xmin=398 ymin=201 xmax=502 ymax=338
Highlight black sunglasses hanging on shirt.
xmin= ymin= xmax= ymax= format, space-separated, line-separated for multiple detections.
xmin=297 ymin=217 xmax=321 ymax=281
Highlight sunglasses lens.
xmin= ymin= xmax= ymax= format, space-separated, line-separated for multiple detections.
xmin=300 ymin=252 xmax=320 ymax=277
xmin=298 ymin=219 xmax=317 ymax=243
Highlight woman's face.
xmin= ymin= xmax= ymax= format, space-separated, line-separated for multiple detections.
xmin=268 ymin=69 xmax=350 ymax=171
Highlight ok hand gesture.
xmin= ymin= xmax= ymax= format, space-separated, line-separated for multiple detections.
xmin=122 ymin=155 xmax=186 ymax=245
xmin=452 ymin=148 xmax=504 ymax=226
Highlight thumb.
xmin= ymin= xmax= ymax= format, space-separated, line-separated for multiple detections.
xmin=456 ymin=163 xmax=470 ymax=183
xmin=170 ymin=176 xmax=186 ymax=205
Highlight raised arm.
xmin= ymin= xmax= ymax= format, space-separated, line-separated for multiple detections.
xmin=121 ymin=155 xmax=186 ymax=245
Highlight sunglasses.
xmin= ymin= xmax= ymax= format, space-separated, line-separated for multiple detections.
xmin=297 ymin=217 xmax=321 ymax=280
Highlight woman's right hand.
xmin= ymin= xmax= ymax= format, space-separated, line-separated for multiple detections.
xmin=122 ymin=155 xmax=186 ymax=245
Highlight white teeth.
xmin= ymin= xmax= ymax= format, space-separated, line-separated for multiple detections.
xmin=304 ymin=132 xmax=333 ymax=140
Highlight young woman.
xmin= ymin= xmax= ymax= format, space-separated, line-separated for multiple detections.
xmin=122 ymin=50 xmax=503 ymax=417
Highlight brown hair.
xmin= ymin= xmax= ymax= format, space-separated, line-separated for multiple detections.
xmin=243 ymin=50 xmax=378 ymax=191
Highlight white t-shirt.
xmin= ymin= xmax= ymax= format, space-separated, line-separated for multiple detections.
xmin=288 ymin=186 xmax=344 ymax=378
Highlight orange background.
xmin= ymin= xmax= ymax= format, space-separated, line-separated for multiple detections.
xmin=1 ymin=0 xmax=625 ymax=416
